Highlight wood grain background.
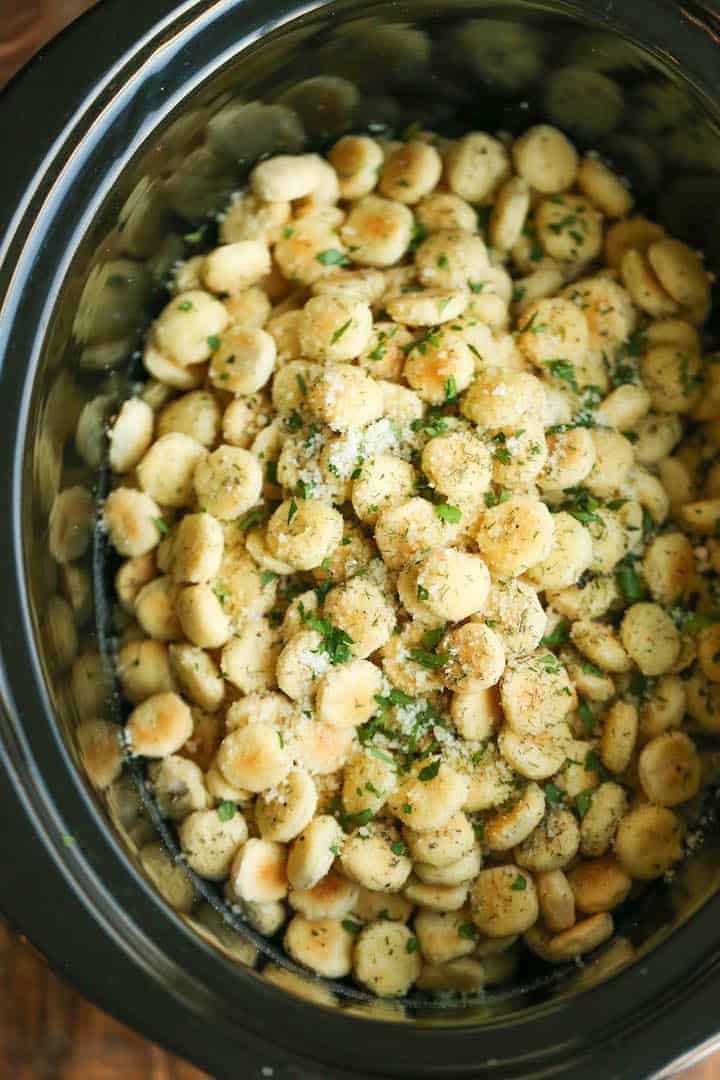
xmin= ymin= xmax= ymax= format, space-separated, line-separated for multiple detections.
xmin=2 ymin=2 xmax=719 ymax=1076
xmin=0 ymin=923 xmax=208 ymax=1079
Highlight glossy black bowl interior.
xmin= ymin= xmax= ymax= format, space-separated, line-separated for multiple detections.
xmin=3 ymin=1 xmax=720 ymax=1077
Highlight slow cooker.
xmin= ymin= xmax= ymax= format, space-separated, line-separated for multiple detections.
xmin=2 ymin=1 xmax=720 ymax=1076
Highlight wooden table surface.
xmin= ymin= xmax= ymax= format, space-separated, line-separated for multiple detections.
xmin=3 ymin=2 xmax=720 ymax=1077
xmin=0 ymin=922 xmax=208 ymax=1079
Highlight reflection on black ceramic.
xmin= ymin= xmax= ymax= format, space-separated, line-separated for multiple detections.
xmin=11 ymin=0 xmax=720 ymax=1071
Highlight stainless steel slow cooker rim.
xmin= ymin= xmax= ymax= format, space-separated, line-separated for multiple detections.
xmin=2 ymin=0 xmax=720 ymax=1076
